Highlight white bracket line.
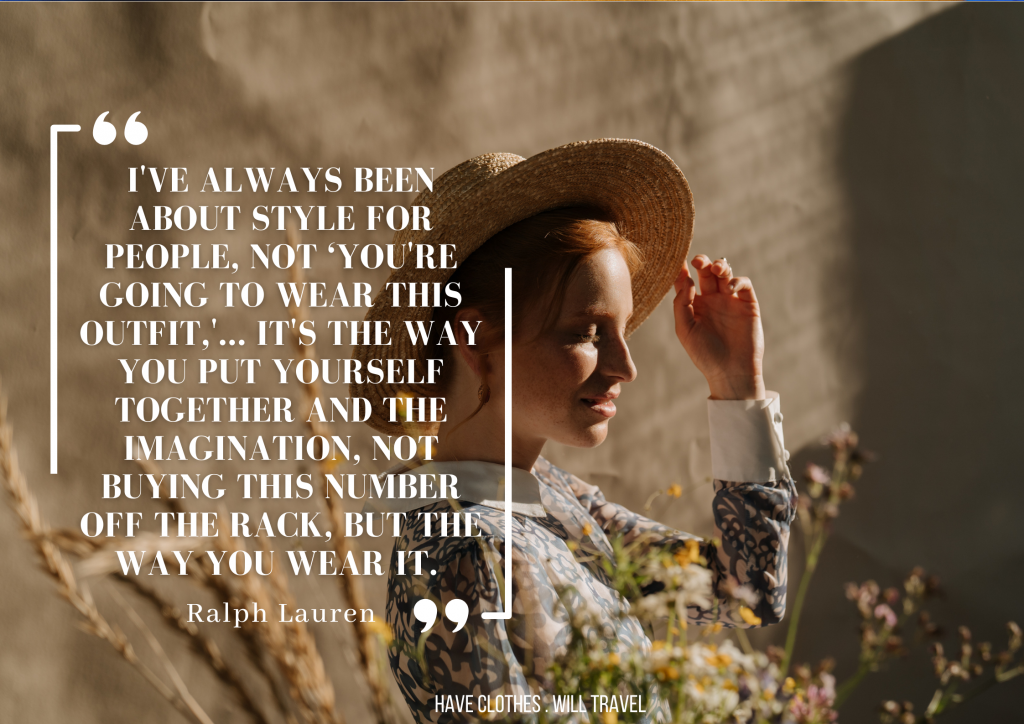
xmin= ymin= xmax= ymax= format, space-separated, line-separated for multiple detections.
xmin=50 ymin=124 xmax=81 ymax=474
xmin=482 ymin=267 xmax=513 ymax=620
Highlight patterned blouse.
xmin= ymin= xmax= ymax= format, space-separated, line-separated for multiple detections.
xmin=374 ymin=397 xmax=797 ymax=723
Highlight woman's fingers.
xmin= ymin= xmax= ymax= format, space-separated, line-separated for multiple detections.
xmin=692 ymin=254 xmax=723 ymax=295
xmin=692 ymin=254 xmax=757 ymax=301
xmin=673 ymin=260 xmax=694 ymax=294
xmin=673 ymin=262 xmax=697 ymax=335
xmin=693 ymin=254 xmax=735 ymax=294
xmin=726 ymin=276 xmax=758 ymax=303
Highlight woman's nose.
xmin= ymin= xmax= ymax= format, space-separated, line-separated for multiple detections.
xmin=602 ymin=335 xmax=637 ymax=383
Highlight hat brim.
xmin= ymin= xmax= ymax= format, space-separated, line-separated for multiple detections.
xmin=351 ymin=138 xmax=694 ymax=436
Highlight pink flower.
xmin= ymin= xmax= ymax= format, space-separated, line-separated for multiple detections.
xmin=805 ymin=463 xmax=831 ymax=485
xmin=875 ymin=604 xmax=898 ymax=628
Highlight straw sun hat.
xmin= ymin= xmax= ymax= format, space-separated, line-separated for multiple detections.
xmin=351 ymin=138 xmax=694 ymax=437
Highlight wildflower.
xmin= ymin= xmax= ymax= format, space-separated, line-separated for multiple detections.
xmin=705 ymin=652 xmax=733 ymax=668
xmin=788 ymin=673 xmax=838 ymax=723
xmin=726 ymin=582 xmax=760 ymax=609
xmin=673 ymin=540 xmax=701 ymax=566
xmin=804 ymin=463 xmax=831 ymax=485
xmin=685 ymin=538 xmax=701 ymax=562
xmin=1008 ymin=621 xmax=1021 ymax=651
xmin=824 ymin=423 xmax=857 ymax=453
xmin=365 ymin=619 xmax=393 ymax=645
xmin=655 ymin=664 xmax=679 ymax=681
xmin=582 ymin=523 xmax=593 ymax=537
xmin=739 ymin=606 xmax=762 ymax=627
xmin=667 ymin=483 xmax=683 ymax=498
xmin=602 ymin=712 xmax=618 ymax=724
xmin=608 ymin=652 xmax=621 ymax=667
xmin=782 ymin=677 xmax=796 ymax=695
xmin=874 ymin=603 xmax=897 ymax=628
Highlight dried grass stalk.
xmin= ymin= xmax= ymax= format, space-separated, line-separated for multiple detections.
xmin=216 ymin=515 xmax=342 ymax=724
xmin=112 ymin=588 xmax=217 ymax=724
xmin=285 ymin=226 xmax=392 ymax=724
xmin=136 ymin=459 xmax=298 ymax=723
xmin=117 ymin=575 xmax=272 ymax=724
xmin=0 ymin=380 xmax=215 ymax=724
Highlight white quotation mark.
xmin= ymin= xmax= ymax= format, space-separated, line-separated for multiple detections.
xmin=445 ymin=599 xmax=469 ymax=633
xmin=413 ymin=598 xmax=470 ymax=634
xmin=92 ymin=112 xmax=116 ymax=145
xmin=92 ymin=111 xmax=148 ymax=145
xmin=124 ymin=111 xmax=148 ymax=145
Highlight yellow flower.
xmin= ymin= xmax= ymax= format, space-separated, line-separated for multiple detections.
xmin=674 ymin=539 xmax=702 ymax=568
xmin=691 ymin=680 xmax=704 ymax=694
xmin=607 ymin=652 xmax=621 ymax=667
xmin=762 ymin=689 xmax=776 ymax=701
xmin=739 ymin=606 xmax=762 ymax=626
xmin=705 ymin=653 xmax=733 ymax=668
xmin=365 ymin=619 xmax=393 ymax=645
xmin=582 ymin=523 xmax=593 ymax=537
xmin=667 ymin=483 xmax=683 ymax=498
xmin=652 ymin=640 xmax=666 ymax=651
xmin=602 ymin=712 xmax=618 ymax=724
xmin=657 ymin=665 xmax=680 ymax=681
xmin=566 ymin=541 xmax=578 ymax=552
xmin=723 ymin=680 xmax=739 ymax=692
xmin=782 ymin=677 xmax=796 ymax=695
xmin=709 ymin=622 xmax=724 ymax=634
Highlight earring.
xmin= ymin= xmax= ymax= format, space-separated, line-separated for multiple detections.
xmin=478 ymin=382 xmax=490 ymax=404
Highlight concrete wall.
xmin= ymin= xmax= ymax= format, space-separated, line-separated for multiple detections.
xmin=5 ymin=4 xmax=1020 ymax=723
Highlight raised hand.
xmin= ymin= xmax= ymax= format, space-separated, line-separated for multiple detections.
xmin=672 ymin=255 xmax=765 ymax=401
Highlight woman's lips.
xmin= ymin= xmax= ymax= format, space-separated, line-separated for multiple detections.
xmin=581 ymin=397 xmax=617 ymax=418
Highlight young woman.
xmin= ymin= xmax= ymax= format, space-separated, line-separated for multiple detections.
xmin=354 ymin=140 xmax=796 ymax=723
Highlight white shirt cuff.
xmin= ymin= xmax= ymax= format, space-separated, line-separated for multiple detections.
xmin=707 ymin=391 xmax=790 ymax=483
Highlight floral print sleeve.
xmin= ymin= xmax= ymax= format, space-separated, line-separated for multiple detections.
xmin=532 ymin=458 xmax=798 ymax=627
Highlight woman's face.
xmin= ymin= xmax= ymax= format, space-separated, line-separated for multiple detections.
xmin=505 ymin=247 xmax=638 ymax=449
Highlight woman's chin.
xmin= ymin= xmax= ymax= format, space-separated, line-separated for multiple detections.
xmin=554 ymin=420 xmax=610 ymax=449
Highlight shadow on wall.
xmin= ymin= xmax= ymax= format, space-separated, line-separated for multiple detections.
xmin=790 ymin=5 xmax=1024 ymax=722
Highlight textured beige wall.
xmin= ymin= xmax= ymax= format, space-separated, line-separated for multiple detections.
xmin=7 ymin=3 xmax=1022 ymax=723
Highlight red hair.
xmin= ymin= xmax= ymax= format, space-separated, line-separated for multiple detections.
xmin=428 ymin=206 xmax=643 ymax=396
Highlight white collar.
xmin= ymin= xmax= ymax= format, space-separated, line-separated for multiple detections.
xmin=360 ymin=459 xmax=547 ymax=517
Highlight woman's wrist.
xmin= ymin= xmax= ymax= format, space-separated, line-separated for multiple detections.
xmin=707 ymin=374 xmax=766 ymax=401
